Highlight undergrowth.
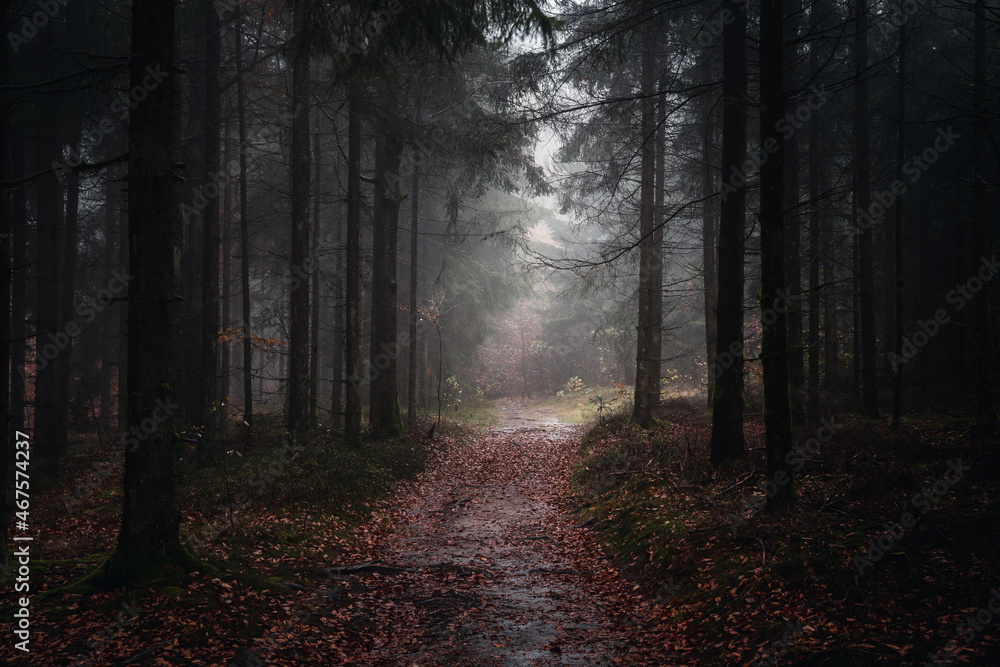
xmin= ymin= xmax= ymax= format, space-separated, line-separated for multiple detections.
xmin=570 ymin=399 xmax=1000 ymax=664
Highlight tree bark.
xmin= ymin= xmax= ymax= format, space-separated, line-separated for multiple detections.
xmin=101 ymin=178 xmax=119 ymax=428
xmin=344 ymin=80 xmax=364 ymax=443
xmin=710 ymin=0 xmax=747 ymax=465
xmin=891 ymin=8 xmax=906 ymax=430
xmin=701 ymin=55 xmax=717 ymax=410
xmin=851 ymin=214 xmax=860 ymax=396
xmin=331 ymin=115 xmax=344 ymax=424
xmin=370 ymin=117 xmax=405 ymax=437
xmin=310 ymin=113 xmax=322 ymax=429
xmin=632 ymin=11 xmax=657 ymax=429
xmin=235 ymin=0 xmax=253 ymax=434
xmin=807 ymin=0 xmax=822 ymax=417
xmin=854 ymin=0 xmax=879 ymax=418
xmin=10 ymin=134 xmax=26 ymax=438
xmin=972 ymin=0 xmax=996 ymax=429
xmin=0 ymin=0 xmax=11 ymax=559
xmin=181 ymin=30 xmax=206 ymax=432
xmin=823 ymin=216 xmax=837 ymax=389
xmin=651 ymin=69 xmax=666 ymax=406
xmin=59 ymin=127 xmax=80 ymax=456
xmin=118 ymin=194 xmax=129 ymax=431
xmin=199 ymin=1 xmax=222 ymax=460
xmin=760 ymin=0 xmax=794 ymax=509
xmin=287 ymin=0 xmax=312 ymax=441
xmin=407 ymin=103 xmax=422 ymax=427
xmin=220 ymin=129 xmax=232 ymax=413
xmin=784 ymin=0 xmax=804 ymax=429
xmin=84 ymin=0 xmax=202 ymax=588
xmin=35 ymin=108 xmax=64 ymax=479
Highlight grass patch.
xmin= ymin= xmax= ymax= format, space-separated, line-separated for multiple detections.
xmin=433 ymin=399 xmax=504 ymax=429
xmin=531 ymin=385 xmax=627 ymax=424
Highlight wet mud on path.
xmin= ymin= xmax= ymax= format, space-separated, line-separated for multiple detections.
xmin=342 ymin=400 xmax=678 ymax=666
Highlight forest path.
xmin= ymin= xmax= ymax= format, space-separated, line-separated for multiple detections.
xmin=347 ymin=399 xmax=668 ymax=666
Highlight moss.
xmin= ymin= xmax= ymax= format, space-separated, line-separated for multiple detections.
xmin=54 ymin=539 xmax=214 ymax=598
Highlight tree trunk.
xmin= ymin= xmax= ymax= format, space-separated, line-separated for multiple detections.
xmin=10 ymin=134 xmax=26 ymax=437
xmin=854 ymin=0 xmax=879 ymax=418
xmin=35 ymin=114 xmax=64 ymax=479
xmin=310 ymin=113 xmax=322 ymax=429
xmin=220 ymin=129 xmax=232 ymax=415
xmin=807 ymin=0 xmax=822 ymax=417
xmin=0 ymin=0 xmax=10 ymax=559
xmin=84 ymin=0 xmax=202 ymax=588
xmin=236 ymin=3 xmax=253 ymax=434
xmin=286 ymin=0 xmax=312 ymax=441
xmin=651 ymin=70 xmax=666 ymax=406
xmin=972 ymin=0 xmax=996 ymax=429
xmin=701 ymin=55 xmax=717 ymax=410
xmin=851 ymin=213 xmax=860 ymax=396
xmin=370 ymin=118 xmax=405 ymax=437
xmin=519 ymin=301 xmax=530 ymax=398
xmin=632 ymin=11 xmax=657 ymax=429
xmin=420 ymin=329 xmax=429 ymax=408
xmin=58 ymin=122 xmax=80 ymax=458
xmin=181 ymin=34 xmax=206 ymax=433
xmin=823 ymin=216 xmax=837 ymax=389
xmin=890 ymin=9 xmax=906 ymax=430
xmin=199 ymin=1 xmax=222 ymax=460
xmin=710 ymin=0 xmax=747 ymax=465
xmin=807 ymin=170 xmax=821 ymax=418
xmin=118 ymin=195 xmax=129 ymax=431
xmin=784 ymin=0 xmax=804 ymax=429
xmin=760 ymin=0 xmax=794 ymax=509
xmin=344 ymin=80 xmax=364 ymax=443
xmin=407 ymin=103 xmax=422 ymax=427
xmin=101 ymin=178 xmax=119 ymax=427
xmin=331 ymin=121 xmax=344 ymax=424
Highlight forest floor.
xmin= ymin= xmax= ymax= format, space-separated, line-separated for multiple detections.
xmin=7 ymin=395 xmax=1000 ymax=665
xmin=338 ymin=398 xmax=673 ymax=666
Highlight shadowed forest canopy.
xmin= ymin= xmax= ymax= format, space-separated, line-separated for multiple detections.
xmin=1 ymin=0 xmax=1000 ymax=663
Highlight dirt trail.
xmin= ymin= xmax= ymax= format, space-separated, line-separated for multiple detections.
xmin=347 ymin=400 xmax=669 ymax=666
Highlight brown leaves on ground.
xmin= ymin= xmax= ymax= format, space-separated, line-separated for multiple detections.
xmin=11 ymin=399 xmax=999 ymax=665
